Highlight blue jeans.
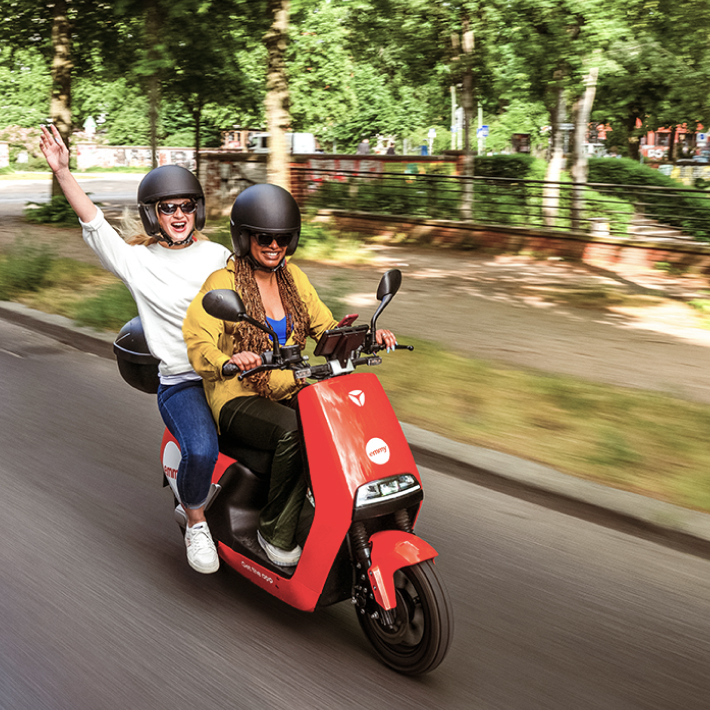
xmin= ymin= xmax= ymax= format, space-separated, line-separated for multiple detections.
xmin=157 ymin=380 xmax=219 ymax=509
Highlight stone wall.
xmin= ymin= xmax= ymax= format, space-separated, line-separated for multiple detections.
xmin=75 ymin=143 xmax=197 ymax=171
xmin=197 ymin=151 xmax=458 ymax=219
xmin=198 ymin=151 xmax=267 ymax=220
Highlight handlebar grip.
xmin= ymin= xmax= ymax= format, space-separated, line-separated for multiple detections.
xmin=222 ymin=361 xmax=240 ymax=378
xmin=369 ymin=342 xmax=413 ymax=353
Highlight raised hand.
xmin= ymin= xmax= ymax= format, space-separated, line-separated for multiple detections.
xmin=37 ymin=123 xmax=97 ymax=223
xmin=39 ymin=124 xmax=69 ymax=174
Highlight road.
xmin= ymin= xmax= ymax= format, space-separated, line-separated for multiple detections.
xmin=1 ymin=318 xmax=709 ymax=710
xmin=0 ymin=174 xmax=141 ymax=217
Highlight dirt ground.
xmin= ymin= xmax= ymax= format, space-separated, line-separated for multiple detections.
xmin=4 ymin=212 xmax=710 ymax=405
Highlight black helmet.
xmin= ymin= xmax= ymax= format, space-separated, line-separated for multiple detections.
xmin=229 ymin=184 xmax=301 ymax=258
xmin=137 ymin=165 xmax=206 ymax=238
xmin=113 ymin=317 xmax=160 ymax=394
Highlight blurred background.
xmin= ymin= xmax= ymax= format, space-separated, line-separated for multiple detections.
xmin=2 ymin=0 xmax=709 ymax=169
xmin=3 ymin=3 xmax=710 ymax=707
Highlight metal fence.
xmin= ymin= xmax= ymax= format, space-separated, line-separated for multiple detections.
xmin=292 ymin=167 xmax=710 ymax=242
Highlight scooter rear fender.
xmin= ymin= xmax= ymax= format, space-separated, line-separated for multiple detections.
xmin=367 ymin=530 xmax=438 ymax=610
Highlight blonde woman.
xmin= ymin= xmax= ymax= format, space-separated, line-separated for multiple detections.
xmin=40 ymin=124 xmax=230 ymax=574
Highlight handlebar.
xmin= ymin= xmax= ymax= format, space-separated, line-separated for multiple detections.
xmin=221 ymin=340 xmax=413 ymax=382
xmin=368 ymin=343 xmax=414 ymax=354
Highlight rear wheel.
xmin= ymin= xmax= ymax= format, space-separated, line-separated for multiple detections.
xmin=356 ymin=560 xmax=453 ymax=675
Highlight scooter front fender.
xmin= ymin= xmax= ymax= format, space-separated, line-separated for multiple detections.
xmin=367 ymin=530 xmax=438 ymax=610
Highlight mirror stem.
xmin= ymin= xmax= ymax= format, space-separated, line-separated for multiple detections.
xmin=244 ymin=315 xmax=280 ymax=357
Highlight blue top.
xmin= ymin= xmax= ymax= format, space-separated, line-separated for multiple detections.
xmin=266 ymin=315 xmax=288 ymax=345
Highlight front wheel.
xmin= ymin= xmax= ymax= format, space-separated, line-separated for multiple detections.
xmin=356 ymin=560 xmax=453 ymax=675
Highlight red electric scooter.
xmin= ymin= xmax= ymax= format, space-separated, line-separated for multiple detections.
xmin=115 ymin=269 xmax=452 ymax=675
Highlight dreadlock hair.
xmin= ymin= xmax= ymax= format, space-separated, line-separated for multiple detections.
xmin=232 ymin=256 xmax=313 ymax=398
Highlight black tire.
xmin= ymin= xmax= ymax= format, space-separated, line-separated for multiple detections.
xmin=357 ymin=559 xmax=453 ymax=675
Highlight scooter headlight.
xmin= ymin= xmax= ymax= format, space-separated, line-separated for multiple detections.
xmin=355 ymin=474 xmax=421 ymax=508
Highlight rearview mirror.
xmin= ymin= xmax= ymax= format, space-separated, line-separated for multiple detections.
xmin=370 ymin=269 xmax=402 ymax=339
xmin=202 ymin=289 xmax=246 ymax=322
xmin=376 ymin=269 xmax=402 ymax=301
xmin=202 ymin=288 xmax=281 ymax=355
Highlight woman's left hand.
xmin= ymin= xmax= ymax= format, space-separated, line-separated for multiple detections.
xmin=375 ymin=329 xmax=397 ymax=352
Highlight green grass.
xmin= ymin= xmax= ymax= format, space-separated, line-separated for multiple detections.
xmin=0 ymin=241 xmax=55 ymax=299
xmin=369 ymin=337 xmax=710 ymax=513
xmin=70 ymin=282 xmax=138 ymax=331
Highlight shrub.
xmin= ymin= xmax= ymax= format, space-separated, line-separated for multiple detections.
xmin=0 ymin=241 xmax=55 ymax=300
xmin=588 ymin=158 xmax=710 ymax=242
xmin=24 ymin=195 xmax=80 ymax=226
xmin=585 ymin=188 xmax=635 ymax=237
xmin=473 ymin=154 xmax=544 ymax=179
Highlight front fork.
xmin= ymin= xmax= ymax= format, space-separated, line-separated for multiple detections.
xmin=350 ymin=511 xmax=434 ymax=629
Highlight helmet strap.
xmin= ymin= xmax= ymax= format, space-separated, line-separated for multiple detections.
xmin=155 ymin=225 xmax=195 ymax=248
xmin=245 ymin=253 xmax=285 ymax=273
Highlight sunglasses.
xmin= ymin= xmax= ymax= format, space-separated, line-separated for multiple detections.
xmin=157 ymin=200 xmax=197 ymax=215
xmin=252 ymin=232 xmax=292 ymax=248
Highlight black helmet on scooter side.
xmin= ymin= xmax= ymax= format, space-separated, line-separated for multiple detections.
xmin=229 ymin=184 xmax=301 ymax=258
xmin=113 ymin=316 xmax=160 ymax=394
xmin=137 ymin=165 xmax=206 ymax=240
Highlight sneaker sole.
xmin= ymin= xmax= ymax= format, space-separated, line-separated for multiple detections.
xmin=257 ymin=531 xmax=302 ymax=567
xmin=187 ymin=556 xmax=220 ymax=574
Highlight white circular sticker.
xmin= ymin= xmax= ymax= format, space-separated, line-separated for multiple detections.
xmin=162 ymin=440 xmax=181 ymax=480
xmin=366 ymin=438 xmax=390 ymax=465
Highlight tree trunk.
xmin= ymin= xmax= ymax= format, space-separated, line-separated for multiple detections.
xmin=193 ymin=102 xmax=202 ymax=178
xmin=146 ymin=3 xmax=161 ymax=170
xmin=626 ymin=113 xmax=640 ymax=161
xmin=265 ymin=0 xmax=291 ymax=190
xmin=50 ymin=0 xmax=73 ymax=198
xmin=668 ymin=125 xmax=677 ymax=162
xmin=543 ymin=82 xmax=566 ymax=227
xmin=570 ymin=67 xmax=599 ymax=230
xmin=459 ymin=14 xmax=474 ymax=220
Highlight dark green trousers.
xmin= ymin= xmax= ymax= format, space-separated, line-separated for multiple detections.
xmin=219 ymin=395 xmax=306 ymax=551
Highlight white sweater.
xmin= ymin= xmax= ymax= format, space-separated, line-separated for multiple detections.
xmin=81 ymin=208 xmax=231 ymax=379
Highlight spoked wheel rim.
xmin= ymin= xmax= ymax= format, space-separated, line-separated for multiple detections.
xmin=357 ymin=560 xmax=453 ymax=675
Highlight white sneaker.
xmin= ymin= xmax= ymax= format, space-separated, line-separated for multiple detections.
xmin=185 ymin=522 xmax=219 ymax=574
xmin=174 ymin=504 xmax=187 ymax=528
xmin=257 ymin=530 xmax=302 ymax=567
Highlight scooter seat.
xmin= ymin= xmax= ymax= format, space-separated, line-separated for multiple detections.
xmin=217 ymin=436 xmax=272 ymax=477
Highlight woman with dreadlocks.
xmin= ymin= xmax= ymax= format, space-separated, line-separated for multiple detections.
xmin=183 ymin=184 xmax=396 ymax=566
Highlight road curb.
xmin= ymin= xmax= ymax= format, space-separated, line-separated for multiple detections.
xmin=0 ymin=301 xmax=115 ymax=358
xmin=2 ymin=300 xmax=709 ymax=553
xmin=402 ymin=423 xmax=710 ymax=553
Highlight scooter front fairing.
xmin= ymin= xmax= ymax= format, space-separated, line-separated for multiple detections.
xmin=300 ymin=372 xmax=436 ymax=604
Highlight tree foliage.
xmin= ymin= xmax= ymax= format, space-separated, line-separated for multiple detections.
xmin=0 ymin=0 xmax=708 ymax=166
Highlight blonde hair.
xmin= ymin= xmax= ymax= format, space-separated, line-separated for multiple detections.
xmin=118 ymin=206 xmax=209 ymax=246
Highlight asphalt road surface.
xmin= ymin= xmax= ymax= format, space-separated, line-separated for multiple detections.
xmin=1 ymin=318 xmax=709 ymax=710
xmin=0 ymin=175 xmax=141 ymax=217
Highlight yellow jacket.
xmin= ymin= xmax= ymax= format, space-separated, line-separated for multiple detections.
xmin=183 ymin=258 xmax=338 ymax=424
